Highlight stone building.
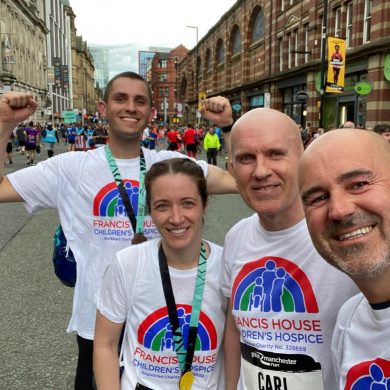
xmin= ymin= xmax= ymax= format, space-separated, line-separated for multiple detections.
xmin=177 ymin=0 xmax=390 ymax=129
xmin=68 ymin=11 xmax=97 ymax=121
xmin=0 ymin=0 xmax=48 ymax=124
xmin=151 ymin=45 xmax=188 ymax=124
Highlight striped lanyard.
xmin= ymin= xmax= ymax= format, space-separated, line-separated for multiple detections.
xmin=158 ymin=241 xmax=207 ymax=375
xmin=104 ymin=144 xmax=146 ymax=236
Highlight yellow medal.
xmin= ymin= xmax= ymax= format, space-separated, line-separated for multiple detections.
xmin=179 ymin=371 xmax=195 ymax=390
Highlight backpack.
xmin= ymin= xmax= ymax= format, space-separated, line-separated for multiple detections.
xmin=52 ymin=225 xmax=77 ymax=287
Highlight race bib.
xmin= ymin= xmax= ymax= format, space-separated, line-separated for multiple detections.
xmin=241 ymin=343 xmax=324 ymax=390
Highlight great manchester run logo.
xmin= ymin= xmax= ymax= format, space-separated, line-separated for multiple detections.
xmin=345 ymin=359 xmax=390 ymax=390
xmin=137 ymin=304 xmax=217 ymax=352
xmin=232 ymin=257 xmax=319 ymax=313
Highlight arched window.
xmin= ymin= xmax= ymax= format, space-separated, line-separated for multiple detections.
xmin=216 ymin=39 xmax=225 ymax=64
xmin=251 ymin=8 xmax=265 ymax=42
xmin=205 ymin=49 xmax=212 ymax=71
xmin=232 ymin=26 xmax=241 ymax=56
xmin=196 ymin=57 xmax=201 ymax=77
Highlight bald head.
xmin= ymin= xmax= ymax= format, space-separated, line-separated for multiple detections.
xmin=299 ymin=128 xmax=390 ymax=282
xmin=300 ymin=129 xmax=390 ymax=178
xmin=231 ymin=108 xmax=303 ymax=156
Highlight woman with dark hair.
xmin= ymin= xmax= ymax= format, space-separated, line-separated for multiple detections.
xmin=94 ymin=158 xmax=226 ymax=390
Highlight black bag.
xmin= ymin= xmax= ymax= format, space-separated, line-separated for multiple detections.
xmin=52 ymin=225 xmax=77 ymax=287
xmin=35 ymin=144 xmax=41 ymax=154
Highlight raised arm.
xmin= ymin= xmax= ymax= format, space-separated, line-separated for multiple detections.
xmin=0 ymin=92 xmax=38 ymax=202
xmin=201 ymin=96 xmax=236 ymax=194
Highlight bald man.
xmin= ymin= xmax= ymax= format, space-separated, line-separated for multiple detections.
xmin=221 ymin=109 xmax=357 ymax=390
xmin=299 ymin=129 xmax=390 ymax=389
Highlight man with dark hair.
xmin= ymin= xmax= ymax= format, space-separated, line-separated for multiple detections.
xmin=373 ymin=123 xmax=390 ymax=142
xmin=0 ymin=71 xmax=236 ymax=389
xmin=299 ymin=129 xmax=390 ymax=388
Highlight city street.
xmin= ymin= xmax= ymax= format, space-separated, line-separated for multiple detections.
xmin=0 ymin=143 xmax=252 ymax=390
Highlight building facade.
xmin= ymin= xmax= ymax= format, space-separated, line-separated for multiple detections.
xmin=0 ymin=0 xmax=48 ymax=124
xmin=45 ymin=0 xmax=73 ymax=122
xmin=68 ymin=11 xmax=97 ymax=121
xmin=177 ymin=0 xmax=390 ymax=129
xmin=151 ymin=45 xmax=188 ymax=124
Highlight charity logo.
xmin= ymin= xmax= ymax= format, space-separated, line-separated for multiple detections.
xmin=345 ymin=359 xmax=390 ymax=390
xmin=232 ymin=256 xmax=318 ymax=313
xmin=138 ymin=304 xmax=217 ymax=352
xmin=93 ymin=179 xmax=139 ymax=217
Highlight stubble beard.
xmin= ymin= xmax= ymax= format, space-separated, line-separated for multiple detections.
xmin=319 ymin=213 xmax=390 ymax=279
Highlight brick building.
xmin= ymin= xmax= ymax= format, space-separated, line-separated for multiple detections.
xmin=177 ymin=0 xmax=390 ymax=129
xmin=151 ymin=45 xmax=188 ymax=124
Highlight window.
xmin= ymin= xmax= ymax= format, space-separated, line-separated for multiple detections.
xmin=159 ymin=60 xmax=167 ymax=68
xmin=304 ymin=24 xmax=309 ymax=63
xmin=294 ymin=30 xmax=298 ymax=67
xmin=159 ymin=73 xmax=167 ymax=82
xmin=232 ymin=27 xmax=241 ymax=56
xmin=159 ymin=87 xmax=169 ymax=97
xmin=196 ymin=57 xmax=201 ymax=78
xmin=278 ymin=37 xmax=283 ymax=71
xmin=363 ymin=0 xmax=372 ymax=43
xmin=288 ymin=33 xmax=292 ymax=69
xmin=251 ymin=8 xmax=265 ymax=43
xmin=205 ymin=49 xmax=212 ymax=71
xmin=346 ymin=2 xmax=353 ymax=48
xmin=334 ymin=7 xmax=341 ymax=37
xmin=216 ymin=39 xmax=224 ymax=64
xmin=160 ymin=101 xmax=168 ymax=111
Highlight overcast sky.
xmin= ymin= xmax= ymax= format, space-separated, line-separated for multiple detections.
xmin=69 ymin=0 xmax=237 ymax=78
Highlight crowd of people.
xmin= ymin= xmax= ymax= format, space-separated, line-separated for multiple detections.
xmin=0 ymin=70 xmax=389 ymax=390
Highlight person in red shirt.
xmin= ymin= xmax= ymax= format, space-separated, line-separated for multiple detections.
xmin=182 ymin=124 xmax=198 ymax=158
xmin=166 ymin=127 xmax=180 ymax=151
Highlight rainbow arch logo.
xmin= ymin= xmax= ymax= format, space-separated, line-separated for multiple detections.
xmin=93 ymin=179 xmax=139 ymax=217
xmin=345 ymin=359 xmax=390 ymax=390
xmin=232 ymin=256 xmax=318 ymax=313
xmin=138 ymin=304 xmax=217 ymax=352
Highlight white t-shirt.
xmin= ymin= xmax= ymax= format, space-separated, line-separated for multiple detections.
xmin=96 ymin=238 xmax=226 ymax=390
xmin=332 ymin=293 xmax=390 ymax=389
xmin=8 ymin=146 xmax=208 ymax=339
xmin=221 ymin=214 xmax=358 ymax=390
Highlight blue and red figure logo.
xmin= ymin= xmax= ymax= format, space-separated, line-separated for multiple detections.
xmin=138 ymin=304 xmax=217 ymax=352
xmin=232 ymin=256 xmax=319 ymax=313
xmin=93 ymin=180 xmax=139 ymax=217
xmin=345 ymin=359 xmax=390 ymax=390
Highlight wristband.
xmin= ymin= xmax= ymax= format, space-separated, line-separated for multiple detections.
xmin=221 ymin=123 xmax=233 ymax=133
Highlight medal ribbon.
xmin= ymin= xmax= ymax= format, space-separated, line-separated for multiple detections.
xmin=158 ymin=241 xmax=207 ymax=374
xmin=104 ymin=144 xmax=146 ymax=235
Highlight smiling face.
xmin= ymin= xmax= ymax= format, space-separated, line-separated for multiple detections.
xmin=149 ymin=173 xmax=206 ymax=253
xmin=98 ymin=76 xmax=154 ymax=143
xmin=299 ymin=129 xmax=390 ymax=279
xmin=230 ymin=108 xmax=304 ymax=230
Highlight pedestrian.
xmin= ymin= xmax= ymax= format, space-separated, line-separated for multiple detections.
xmin=66 ymin=123 xmax=77 ymax=151
xmin=42 ymin=123 xmax=59 ymax=158
xmin=183 ymin=124 xmax=198 ymax=158
xmin=0 ymin=72 xmax=236 ymax=390
xmin=166 ymin=126 xmax=180 ymax=151
xmin=24 ymin=120 xmax=39 ymax=165
xmin=94 ymin=158 xmax=227 ymax=389
xmin=92 ymin=122 xmax=108 ymax=148
xmin=221 ymin=108 xmax=358 ymax=390
xmin=16 ymin=122 xmax=26 ymax=155
xmin=299 ymin=129 xmax=390 ymax=389
xmin=203 ymin=126 xmax=220 ymax=165
xmin=5 ymin=134 xmax=13 ymax=165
